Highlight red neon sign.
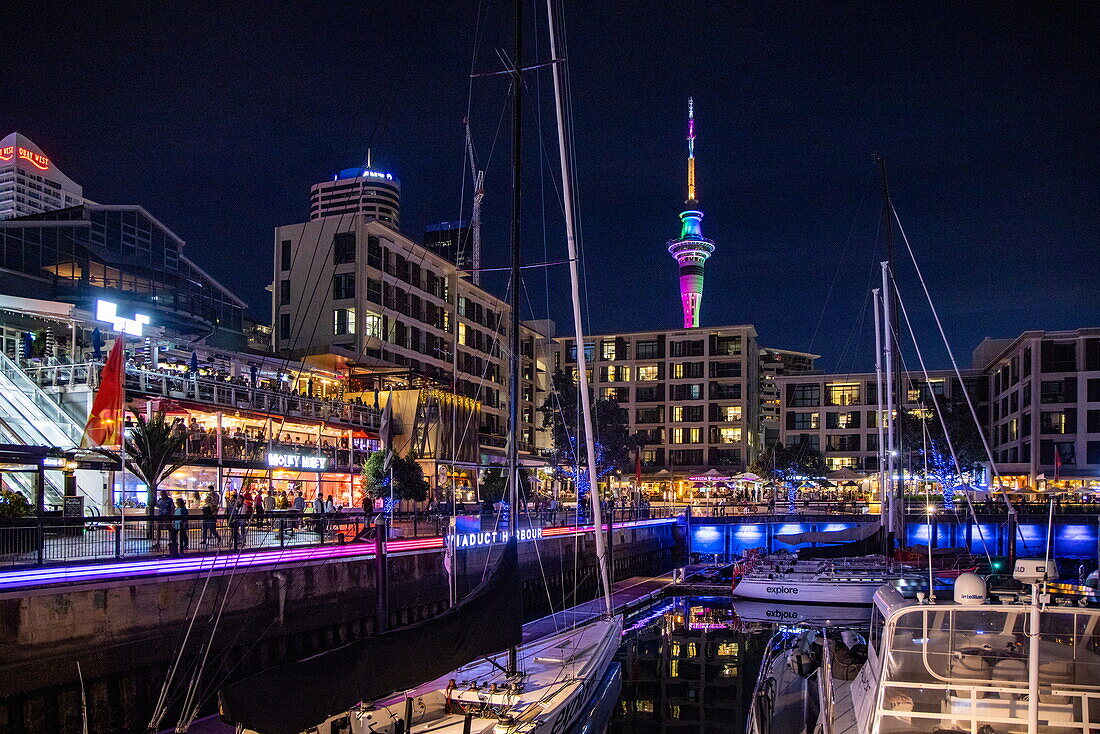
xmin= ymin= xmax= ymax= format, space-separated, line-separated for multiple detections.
xmin=0 ymin=146 xmax=13 ymax=162
xmin=17 ymin=147 xmax=49 ymax=170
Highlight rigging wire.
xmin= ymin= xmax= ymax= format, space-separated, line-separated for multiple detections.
xmin=892 ymin=277 xmax=996 ymax=568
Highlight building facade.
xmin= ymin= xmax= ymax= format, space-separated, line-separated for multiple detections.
xmin=759 ymin=347 xmax=818 ymax=447
xmin=974 ymin=328 xmax=1100 ymax=486
xmin=0 ymin=204 xmax=247 ymax=349
xmin=309 ymin=166 xmax=400 ymax=227
xmin=273 ymin=215 xmax=551 ymax=464
xmin=775 ymin=368 xmax=988 ymax=473
xmin=553 ymin=326 xmax=760 ymax=475
xmin=0 ymin=133 xmax=85 ymax=220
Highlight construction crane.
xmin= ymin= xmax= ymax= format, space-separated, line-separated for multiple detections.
xmin=464 ymin=118 xmax=484 ymax=286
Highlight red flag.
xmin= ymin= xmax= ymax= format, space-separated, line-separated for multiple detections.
xmin=82 ymin=338 xmax=125 ymax=447
xmin=1054 ymin=446 xmax=1062 ymax=482
xmin=634 ymin=451 xmax=642 ymax=486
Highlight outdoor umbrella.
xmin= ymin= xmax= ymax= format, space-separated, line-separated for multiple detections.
xmin=189 ymin=350 xmax=199 ymax=374
xmin=90 ymin=327 xmax=104 ymax=361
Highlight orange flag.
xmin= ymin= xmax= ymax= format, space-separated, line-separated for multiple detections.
xmin=82 ymin=337 xmax=125 ymax=447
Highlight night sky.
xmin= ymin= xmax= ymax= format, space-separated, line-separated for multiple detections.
xmin=2 ymin=2 xmax=1096 ymax=371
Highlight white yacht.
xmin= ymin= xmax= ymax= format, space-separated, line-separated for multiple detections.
xmin=751 ymin=560 xmax=1100 ymax=734
xmin=733 ymin=555 xmax=913 ymax=606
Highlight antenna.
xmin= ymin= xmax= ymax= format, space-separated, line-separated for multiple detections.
xmin=686 ymin=97 xmax=696 ymax=204
xmin=367 ymin=148 xmax=372 ymax=169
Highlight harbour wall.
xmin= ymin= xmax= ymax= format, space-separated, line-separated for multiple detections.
xmin=0 ymin=521 xmax=682 ymax=733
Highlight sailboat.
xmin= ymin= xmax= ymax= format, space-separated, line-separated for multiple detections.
xmin=733 ymin=267 xmax=912 ymax=607
xmin=217 ymin=2 xmax=622 ymax=733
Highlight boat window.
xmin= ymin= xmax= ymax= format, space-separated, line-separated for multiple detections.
xmin=869 ymin=607 xmax=885 ymax=652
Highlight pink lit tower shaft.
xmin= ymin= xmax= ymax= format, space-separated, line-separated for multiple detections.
xmin=667 ymin=98 xmax=715 ymax=329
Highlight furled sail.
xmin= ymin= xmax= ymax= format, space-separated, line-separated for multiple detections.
xmin=219 ymin=539 xmax=521 ymax=734
xmin=775 ymin=520 xmax=881 ymax=546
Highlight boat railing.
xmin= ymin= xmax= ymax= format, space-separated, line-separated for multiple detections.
xmin=819 ymin=632 xmax=836 ymax=733
xmin=875 ymin=605 xmax=1100 ymax=733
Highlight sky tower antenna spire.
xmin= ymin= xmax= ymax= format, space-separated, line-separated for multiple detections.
xmin=667 ymin=97 xmax=714 ymax=328
xmin=687 ymin=96 xmax=696 ymax=203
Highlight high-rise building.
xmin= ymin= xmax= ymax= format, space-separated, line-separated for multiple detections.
xmin=273 ymin=215 xmax=551 ymax=461
xmin=667 ymin=99 xmax=714 ymax=329
xmin=0 ymin=133 xmax=85 ymax=220
xmin=309 ymin=165 xmax=400 ymax=227
xmin=423 ymin=220 xmax=472 ymax=270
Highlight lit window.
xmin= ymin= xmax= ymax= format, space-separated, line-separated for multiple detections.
xmin=717 ymin=405 xmax=742 ymax=421
xmin=637 ymin=365 xmax=659 ymax=381
xmin=601 ymin=340 xmax=616 ymax=361
xmin=717 ymin=427 xmax=741 ymax=444
xmin=333 ymin=308 xmax=356 ymax=336
xmin=365 ymin=312 xmax=383 ymax=339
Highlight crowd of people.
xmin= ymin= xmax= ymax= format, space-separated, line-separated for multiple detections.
xmin=150 ymin=485 xmax=352 ymax=554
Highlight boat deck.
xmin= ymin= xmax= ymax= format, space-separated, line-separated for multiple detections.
xmin=522 ymin=573 xmax=675 ymax=642
xmin=174 ymin=573 xmax=677 ymax=733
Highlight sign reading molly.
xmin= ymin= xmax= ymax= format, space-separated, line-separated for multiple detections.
xmin=267 ymin=452 xmax=329 ymax=471
xmin=450 ymin=527 xmax=543 ymax=549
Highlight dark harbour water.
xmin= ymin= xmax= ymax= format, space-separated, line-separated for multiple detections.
xmin=608 ymin=596 xmax=790 ymax=734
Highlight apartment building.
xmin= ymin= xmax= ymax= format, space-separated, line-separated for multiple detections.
xmin=759 ymin=347 xmax=818 ymax=447
xmin=973 ymin=328 xmax=1100 ymax=486
xmin=775 ymin=369 xmax=988 ymax=473
xmin=553 ymin=326 xmax=760 ymax=474
xmin=273 ymin=215 xmax=551 ymax=460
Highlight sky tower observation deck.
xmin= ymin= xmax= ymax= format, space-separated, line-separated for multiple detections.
xmin=667 ymin=98 xmax=715 ymax=329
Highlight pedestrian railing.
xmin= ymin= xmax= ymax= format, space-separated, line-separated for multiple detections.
xmin=0 ymin=505 xmax=688 ymax=570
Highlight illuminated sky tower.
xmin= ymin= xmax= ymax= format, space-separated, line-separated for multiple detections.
xmin=667 ymin=98 xmax=715 ymax=329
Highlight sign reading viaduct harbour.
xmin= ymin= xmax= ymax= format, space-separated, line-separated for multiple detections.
xmin=449 ymin=527 xmax=544 ymax=549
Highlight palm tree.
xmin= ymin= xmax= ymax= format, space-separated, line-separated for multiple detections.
xmin=125 ymin=411 xmax=188 ymax=526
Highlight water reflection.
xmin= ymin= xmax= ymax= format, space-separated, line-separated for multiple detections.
xmin=610 ymin=597 xmax=774 ymax=734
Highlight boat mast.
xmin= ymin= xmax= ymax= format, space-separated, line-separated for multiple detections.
xmin=877 ymin=156 xmax=905 ymax=543
xmin=546 ymin=0 xmax=614 ymax=616
xmin=506 ymin=0 xmax=523 ymax=676
xmin=880 ymin=262 xmax=899 ymax=550
xmin=872 ymin=288 xmax=889 ymax=542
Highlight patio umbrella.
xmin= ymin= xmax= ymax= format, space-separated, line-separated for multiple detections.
xmin=90 ymin=327 xmax=104 ymax=361
xmin=700 ymin=468 xmax=726 ymax=479
xmin=189 ymin=350 xmax=199 ymax=374
xmin=654 ymin=469 xmax=672 ymax=477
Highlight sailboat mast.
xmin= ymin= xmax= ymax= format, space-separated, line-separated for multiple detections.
xmin=881 ymin=262 xmax=899 ymax=549
xmin=506 ymin=0 xmax=522 ymax=677
xmin=877 ymin=156 xmax=906 ymax=524
xmin=872 ymin=288 xmax=889 ymax=527
xmin=546 ymin=0 xmax=614 ymax=616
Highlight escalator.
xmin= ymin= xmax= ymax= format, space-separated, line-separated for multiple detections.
xmin=0 ymin=352 xmax=104 ymax=510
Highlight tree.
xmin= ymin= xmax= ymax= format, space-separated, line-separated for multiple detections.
xmin=750 ymin=442 xmax=827 ymax=505
xmin=537 ymin=369 xmax=638 ymax=497
xmin=478 ymin=466 xmax=532 ymax=504
xmin=360 ymin=450 xmax=430 ymax=503
xmin=897 ymin=397 xmax=986 ymax=507
xmin=124 ymin=411 xmax=188 ymax=519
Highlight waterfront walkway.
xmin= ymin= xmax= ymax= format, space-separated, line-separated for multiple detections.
xmin=0 ymin=515 xmax=682 ymax=593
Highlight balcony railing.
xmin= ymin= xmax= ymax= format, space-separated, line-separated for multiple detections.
xmin=24 ymin=362 xmax=383 ymax=431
